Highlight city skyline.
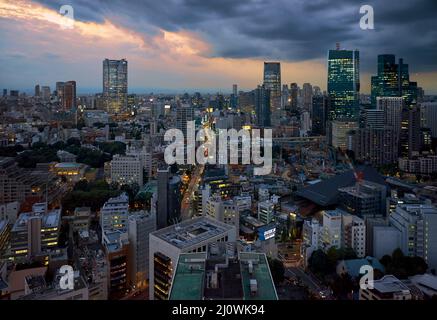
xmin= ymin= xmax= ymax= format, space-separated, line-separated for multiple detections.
xmin=1 ymin=0 xmax=437 ymax=94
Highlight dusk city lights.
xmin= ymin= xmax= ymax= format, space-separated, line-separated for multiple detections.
xmin=0 ymin=0 xmax=437 ymax=317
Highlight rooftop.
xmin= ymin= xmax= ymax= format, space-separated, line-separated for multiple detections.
xmin=372 ymin=275 xmax=410 ymax=294
xmin=151 ymin=216 xmax=234 ymax=249
xmin=12 ymin=208 xmax=61 ymax=232
xmin=296 ymin=166 xmax=385 ymax=206
xmin=169 ymin=243 xmax=277 ymax=300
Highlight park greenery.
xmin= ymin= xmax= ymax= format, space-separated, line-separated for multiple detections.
xmin=7 ymin=138 xmax=126 ymax=168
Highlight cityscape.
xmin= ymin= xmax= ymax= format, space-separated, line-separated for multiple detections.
xmin=1 ymin=0 xmax=437 ymax=306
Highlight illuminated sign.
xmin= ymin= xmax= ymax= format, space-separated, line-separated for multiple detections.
xmin=258 ymin=225 xmax=276 ymax=241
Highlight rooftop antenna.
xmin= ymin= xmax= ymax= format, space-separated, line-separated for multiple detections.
xmin=336 ymin=42 xmax=340 ymax=50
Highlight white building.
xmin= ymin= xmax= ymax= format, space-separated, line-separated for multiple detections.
xmin=100 ymin=193 xmax=129 ymax=241
xmin=389 ymin=203 xmax=437 ymax=270
xmin=320 ymin=210 xmax=342 ymax=251
xmin=205 ymin=194 xmax=240 ymax=238
xmin=128 ymin=211 xmax=156 ymax=290
xmin=341 ymin=213 xmax=366 ymax=258
xmin=301 ymin=218 xmax=321 ymax=266
xmin=359 ymin=275 xmax=412 ymax=300
xmin=110 ymin=153 xmax=143 ymax=186
xmin=148 ymin=216 xmax=236 ymax=300
xmin=258 ymin=200 xmax=275 ymax=224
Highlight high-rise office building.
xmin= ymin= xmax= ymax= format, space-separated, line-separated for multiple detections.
xmin=311 ymin=94 xmax=328 ymax=135
xmin=254 ymin=85 xmax=271 ymax=127
xmin=103 ymin=59 xmax=128 ymax=114
xmin=289 ymin=83 xmax=299 ymax=111
xmin=34 ymin=85 xmax=40 ymax=97
xmin=176 ymin=102 xmax=194 ymax=138
xmin=41 ymin=86 xmax=51 ymax=101
xmin=157 ymin=167 xmax=181 ymax=229
xmin=327 ymin=46 xmax=360 ymax=121
xmin=376 ymin=97 xmax=403 ymax=136
xmin=408 ymin=106 xmax=422 ymax=158
xmin=263 ymin=62 xmax=281 ymax=109
xmin=420 ymin=102 xmax=437 ymax=138
xmin=351 ymin=126 xmax=399 ymax=166
xmin=231 ymin=84 xmax=238 ymax=109
xmin=61 ymin=80 xmax=76 ymax=110
xmin=302 ymin=83 xmax=313 ymax=111
xmin=371 ymin=55 xmax=417 ymax=108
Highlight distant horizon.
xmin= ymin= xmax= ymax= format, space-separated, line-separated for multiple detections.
xmin=1 ymin=1 xmax=437 ymax=95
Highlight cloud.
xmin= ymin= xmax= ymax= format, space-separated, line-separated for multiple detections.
xmin=1 ymin=0 xmax=437 ymax=93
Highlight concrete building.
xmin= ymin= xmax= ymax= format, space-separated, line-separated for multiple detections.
xmin=0 ymin=201 xmax=19 ymax=223
xmin=128 ymin=211 xmax=156 ymax=290
xmin=257 ymin=200 xmax=275 ymax=224
xmin=110 ymin=153 xmax=143 ymax=186
xmin=73 ymin=207 xmax=91 ymax=233
xmin=373 ymin=226 xmax=401 ymax=259
xmin=10 ymin=203 xmax=61 ymax=259
xmin=320 ymin=210 xmax=342 ymax=251
xmin=149 ymin=216 xmax=236 ymax=300
xmin=359 ymin=275 xmax=412 ymax=300
xmin=389 ymin=204 xmax=437 ymax=270
xmin=205 ymin=194 xmax=239 ymax=238
xmin=331 ymin=120 xmax=358 ymax=150
xmin=100 ymin=193 xmax=129 ymax=239
xmin=341 ymin=213 xmax=366 ymax=258
xmin=338 ymin=180 xmax=387 ymax=218
xmin=169 ymin=243 xmax=277 ymax=300
xmin=156 ymin=167 xmax=181 ymax=229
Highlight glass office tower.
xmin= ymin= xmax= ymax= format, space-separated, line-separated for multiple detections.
xmin=103 ymin=59 xmax=128 ymax=114
xmin=327 ymin=48 xmax=360 ymax=121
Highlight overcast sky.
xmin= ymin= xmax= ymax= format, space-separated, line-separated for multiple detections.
xmin=1 ymin=0 xmax=436 ymax=94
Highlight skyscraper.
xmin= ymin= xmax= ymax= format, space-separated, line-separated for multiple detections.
xmin=327 ymin=46 xmax=360 ymax=121
xmin=157 ymin=167 xmax=181 ymax=229
xmin=103 ymin=59 xmax=128 ymax=114
xmin=62 ymin=80 xmax=76 ymax=110
xmin=254 ymin=85 xmax=271 ymax=127
xmin=311 ymin=94 xmax=328 ymax=135
xmin=34 ymin=84 xmax=40 ymax=97
xmin=302 ymin=83 xmax=313 ymax=111
xmin=263 ymin=62 xmax=281 ymax=109
xmin=289 ymin=83 xmax=299 ymax=111
xmin=371 ymin=55 xmax=417 ymax=108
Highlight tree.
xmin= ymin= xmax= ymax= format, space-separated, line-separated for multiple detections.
xmin=308 ymin=250 xmax=331 ymax=276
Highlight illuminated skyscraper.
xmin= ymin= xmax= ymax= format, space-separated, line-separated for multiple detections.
xmin=103 ymin=59 xmax=128 ymax=114
xmin=371 ymin=55 xmax=417 ymax=108
xmin=263 ymin=62 xmax=281 ymax=108
xmin=327 ymin=46 xmax=360 ymax=121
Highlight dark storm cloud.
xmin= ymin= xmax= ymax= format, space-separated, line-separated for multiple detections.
xmin=35 ymin=0 xmax=437 ymax=72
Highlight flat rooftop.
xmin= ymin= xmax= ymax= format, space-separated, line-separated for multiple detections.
xmin=169 ymin=252 xmax=207 ymax=300
xmin=373 ymin=275 xmax=410 ymax=293
xmin=12 ymin=209 xmax=61 ymax=232
xmin=239 ymin=252 xmax=278 ymax=300
xmin=169 ymin=245 xmax=277 ymax=300
xmin=151 ymin=216 xmax=234 ymax=249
